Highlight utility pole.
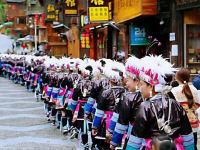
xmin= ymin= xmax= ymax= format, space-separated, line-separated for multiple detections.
xmin=34 ymin=21 xmax=37 ymax=52
xmin=34 ymin=14 xmax=38 ymax=52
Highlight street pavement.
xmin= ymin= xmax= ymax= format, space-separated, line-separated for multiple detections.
xmin=0 ymin=77 xmax=76 ymax=150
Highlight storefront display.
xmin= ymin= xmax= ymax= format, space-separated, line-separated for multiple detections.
xmin=186 ymin=25 xmax=200 ymax=75
xmin=96 ymin=30 xmax=106 ymax=59
xmin=184 ymin=9 xmax=200 ymax=75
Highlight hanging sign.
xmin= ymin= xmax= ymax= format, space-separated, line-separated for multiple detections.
xmin=169 ymin=33 xmax=175 ymax=41
xmin=46 ymin=0 xmax=56 ymax=21
xmin=81 ymin=15 xmax=89 ymax=27
xmin=64 ymin=0 xmax=78 ymax=15
xmin=88 ymin=0 xmax=113 ymax=22
xmin=171 ymin=44 xmax=178 ymax=56
xmin=130 ymin=26 xmax=149 ymax=46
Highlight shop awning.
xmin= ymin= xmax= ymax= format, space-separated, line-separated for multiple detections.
xmin=83 ymin=22 xmax=120 ymax=31
xmin=106 ymin=21 xmax=120 ymax=31
xmin=52 ymin=22 xmax=69 ymax=29
xmin=83 ymin=23 xmax=101 ymax=30
xmin=17 ymin=35 xmax=34 ymax=42
xmin=0 ymin=22 xmax=13 ymax=29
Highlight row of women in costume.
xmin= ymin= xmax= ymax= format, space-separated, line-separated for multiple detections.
xmin=0 ymin=56 xmax=41 ymax=91
xmin=0 ymin=54 xmax=199 ymax=150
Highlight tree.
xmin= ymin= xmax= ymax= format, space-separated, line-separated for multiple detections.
xmin=0 ymin=1 xmax=6 ymax=24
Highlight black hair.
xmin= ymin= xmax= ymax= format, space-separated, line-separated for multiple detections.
xmin=100 ymin=60 xmax=106 ymax=67
xmin=171 ymin=80 xmax=179 ymax=88
xmin=163 ymin=74 xmax=173 ymax=85
xmin=85 ymin=65 xmax=93 ymax=74
xmin=152 ymin=135 xmax=177 ymax=150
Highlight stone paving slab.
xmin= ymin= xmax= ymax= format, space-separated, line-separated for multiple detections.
xmin=0 ymin=97 xmax=36 ymax=101
xmin=0 ymin=118 xmax=46 ymax=127
xmin=26 ymin=126 xmax=67 ymax=138
xmin=0 ymin=109 xmax=43 ymax=116
xmin=0 ymin=102 xmax=42 ymax=108
xmin=0 ymin=106 xmax=43 ymax=112
xmin=0 ymin=125 xmax=66 ymax=139
xmin=0 ymin=131 xmax=28 ymax=140
xmin=0 ymin=92 xmax=34 ymax=95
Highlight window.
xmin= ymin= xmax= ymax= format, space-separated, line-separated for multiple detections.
xmin=16 ymin=17 xmax=26 ymax=24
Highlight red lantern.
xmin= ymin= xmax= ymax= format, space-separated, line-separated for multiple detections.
xmin=34 ymin=14 xmax=39 ymax=25
xmin=41 ymin=13 xmax=45 ymax=26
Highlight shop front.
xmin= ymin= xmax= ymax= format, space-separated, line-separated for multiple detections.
xmin=85 ymin=0 xmax=113 ymax=60
xmin=83 ymin=23 xmax=115 ymax=60
xmin=175 ymin=0 xmax=200 ymax=75
xmin=114 ymin=0 xmax=158 ymax=58
xmin=184 ymin=9 xmax=200 ymax=76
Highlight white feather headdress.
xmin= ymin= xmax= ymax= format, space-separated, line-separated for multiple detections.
xmin=140 ymin=55 xmax=176 ymax=86
xmin=66 ymin=58 xmax=82 ymax=71
xmin=78 ymin=58 xmax=100 ymax=76
xmin=103 ymin=60 xmax=125 ymax=82
xmin=125 ymin=56 xmax=142 ymax=79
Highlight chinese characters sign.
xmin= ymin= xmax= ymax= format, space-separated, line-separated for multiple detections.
xmin=64 ymin=0 xmax=78 ymax=15
xmin=88 ymin=0 xmax=113 ymax=22
xmin=46 ymin=0 xmax=61 ymax=21
xmin=91 ymin=0 xmax=104 ymax=5
xmin=46 ymin=0 xmax=56 ymax=21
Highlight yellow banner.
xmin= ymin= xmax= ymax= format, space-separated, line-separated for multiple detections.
xmin=114 ymin=0 xmax=142 ymax=23
xmin=89 ymin=7 xmax=109 ymax=22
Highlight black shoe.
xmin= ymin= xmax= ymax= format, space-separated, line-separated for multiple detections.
xmin=46 ymin=114 xmax=50 ymax=121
